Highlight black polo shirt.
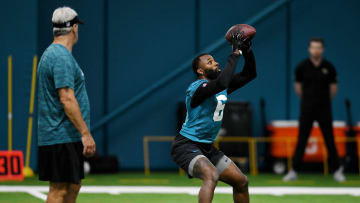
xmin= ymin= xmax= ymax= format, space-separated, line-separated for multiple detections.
xmin=295 ymin=58 xmax=337 ymax=105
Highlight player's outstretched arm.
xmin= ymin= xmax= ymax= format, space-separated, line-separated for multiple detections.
xmin=190 ymin=53 xmax=240 ymax=108
xmin=227 ymin=50 xmax=257 ymax=94
xmin=190 ymin=34 xmax=248 ymax=108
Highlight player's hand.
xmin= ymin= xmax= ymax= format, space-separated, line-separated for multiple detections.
xmin=82 ymin=133 xmax=96 ymax=157
xmin=230 ymin=32 xmax=245 ymax=53
xmin=239 ymin=39 xmax=252 ymax=54
xmin=231 ymin=33 xmax=251 ymax=54
xmin=232 ymin=48 xmax=242 ymax=55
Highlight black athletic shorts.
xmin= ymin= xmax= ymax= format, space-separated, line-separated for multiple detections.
xmin=38 ymin=141 xmax=84 ymax=184
xmin=171 ymin=134 xmax=230 ymax=178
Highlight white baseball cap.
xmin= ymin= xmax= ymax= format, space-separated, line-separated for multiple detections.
xmin=52 ymin=7 xmax=83 ymax=28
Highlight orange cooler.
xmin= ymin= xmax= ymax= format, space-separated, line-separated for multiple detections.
xmin=356 ymin=122 xmax=360 ymax=146
xmin=268 ymin=120 xmax=347 ymax=162
xmin=356 ymin=122 xmax=360 ymax=137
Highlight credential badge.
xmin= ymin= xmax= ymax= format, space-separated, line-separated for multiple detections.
xmin=322 ymin=68 xmax=328 ymax=75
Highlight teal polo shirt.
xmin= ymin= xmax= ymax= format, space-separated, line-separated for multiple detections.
xmin=37 ymin=44 xmax=90 ymax=146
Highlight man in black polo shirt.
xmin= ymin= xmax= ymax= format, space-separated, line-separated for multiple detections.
xmin=283 ymin=38 xmax=345 ymax=182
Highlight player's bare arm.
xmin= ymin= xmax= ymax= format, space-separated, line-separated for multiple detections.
xmin=294 ymin=82 xmax=302 ymax=98
xmin=58 ymin=87 xmax=96 ymax=157
xmin=330 ymin=83 xmax=337 ymax=99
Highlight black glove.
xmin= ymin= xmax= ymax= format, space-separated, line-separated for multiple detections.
xmin=239 ymin=39 xmax=252 ymax=54
xmin=230 ymin=32 xmax=252 ymax=54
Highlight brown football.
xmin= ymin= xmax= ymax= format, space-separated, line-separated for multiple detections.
xmin=225 ymin=24 xmax=256 ymax=43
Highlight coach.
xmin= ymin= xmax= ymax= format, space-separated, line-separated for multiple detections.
xmin=37 ymin=7 xmax=95 ymax=202
xmin=283 ymin=38 xmax=345 ymax=182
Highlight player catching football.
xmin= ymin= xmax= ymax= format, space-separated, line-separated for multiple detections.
xmin=171 ymin=25 xmax=257 ymax=203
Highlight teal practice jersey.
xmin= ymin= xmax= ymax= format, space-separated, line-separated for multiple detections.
xmin=180 ymin=79 xmax=227 ymax=143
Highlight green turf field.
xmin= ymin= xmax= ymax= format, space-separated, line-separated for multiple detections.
xmin=1 ymin=172 xmax=360 ymax=202
xmin=1 ymin=193 xmax=360 ymax=203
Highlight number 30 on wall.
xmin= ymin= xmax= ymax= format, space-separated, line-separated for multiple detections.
xmin=0 ymin=151 xmax=24 ymax=181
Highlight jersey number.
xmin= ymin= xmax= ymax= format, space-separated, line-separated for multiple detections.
xmin=213 ymin=95 xmax=227 ymax=122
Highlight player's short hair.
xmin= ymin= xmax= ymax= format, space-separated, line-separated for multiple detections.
xmin=52 ymin=7 xmax=79 ymax=37
xmin=309 ymin=37 xmax=325 ymax=47
xmin=192 ymin=53 xmax=209 ymax=77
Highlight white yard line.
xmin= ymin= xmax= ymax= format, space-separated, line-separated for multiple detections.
xmin=26 ymin=190 xmax=47 ymax=201
xmin=0 ymin=186 xmax=360 ymax=201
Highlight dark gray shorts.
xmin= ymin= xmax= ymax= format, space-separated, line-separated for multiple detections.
xmin=171 ymin=135 xmax=231 ymax=178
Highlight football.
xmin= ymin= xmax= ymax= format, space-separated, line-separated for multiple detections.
xmin=225 ymin=24 xmax=256 ymax=43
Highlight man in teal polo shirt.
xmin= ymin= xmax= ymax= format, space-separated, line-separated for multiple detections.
xmin=37 ymin=6 xmax=95 ymax=203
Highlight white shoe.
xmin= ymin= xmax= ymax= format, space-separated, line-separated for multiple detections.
xmin=333 ymin=166 xmax=346 ymax=182
xmin=283 ymin=169 xmax=297 ymax=182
